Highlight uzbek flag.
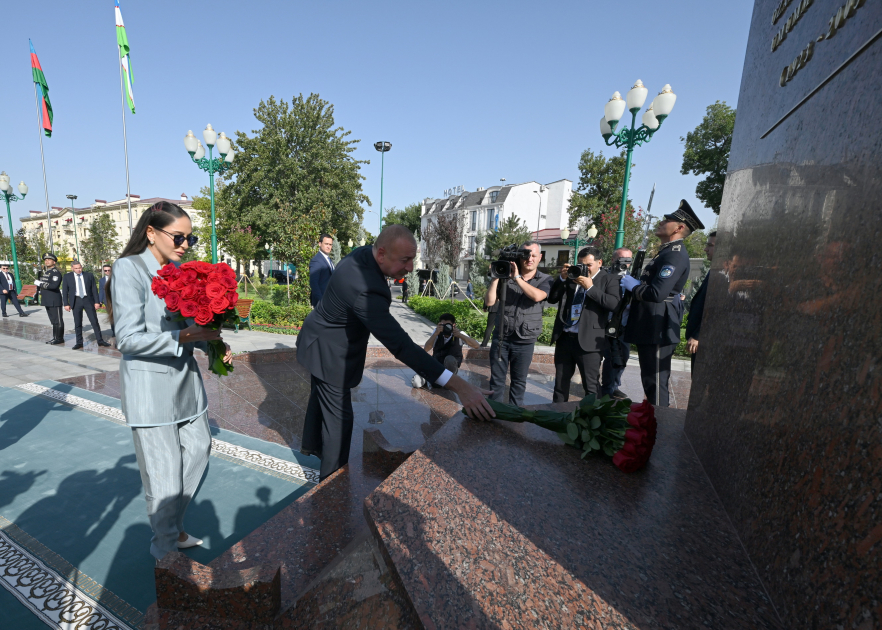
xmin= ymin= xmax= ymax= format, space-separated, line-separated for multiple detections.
xmin=116 ymin=0 xmax=135 ymax=114
xmin=29 ymin=40 xmax=53 ymax=137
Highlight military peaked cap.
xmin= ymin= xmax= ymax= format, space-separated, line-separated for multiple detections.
xmin=42 ymin=252 xmax=58 ymax=262
xmin=664 ymin=199 xmax=705 ymax=232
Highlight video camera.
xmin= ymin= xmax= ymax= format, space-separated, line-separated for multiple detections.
xmin=610 ymin=257 xmax=633 ymax=274
xmin=490 ymin=244 xmax=530 ymax=279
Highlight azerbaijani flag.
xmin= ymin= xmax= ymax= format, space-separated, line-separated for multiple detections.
xmin=116 ymin=0 xmax=135 ymax=114
xmin=29 ymin=40 xmax=53 ymax=137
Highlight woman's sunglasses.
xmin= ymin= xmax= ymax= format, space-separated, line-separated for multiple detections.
xmin=156 ymin=227 xmax=198 ymax=248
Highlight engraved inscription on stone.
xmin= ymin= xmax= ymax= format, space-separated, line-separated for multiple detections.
xmin=772 ymin=0 xmax=814 ymax=51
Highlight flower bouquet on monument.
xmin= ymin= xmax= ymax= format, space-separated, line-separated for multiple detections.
xmin=150 ymin=260 xmax=240 ymax=376
xmin=463 ymin=395 xmax=657 ymax=473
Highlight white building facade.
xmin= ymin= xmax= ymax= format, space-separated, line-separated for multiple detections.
xmin=420 ymin=179 xmax=573 ymax=278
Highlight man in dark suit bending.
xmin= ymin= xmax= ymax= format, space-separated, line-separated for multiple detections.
xmin=62 ymin=261 xmax=111 ymax=350
xmin=297 ymin=225 xmax=494 ymax=480
xmin=547 ymin=246 xmax=621 ymax=402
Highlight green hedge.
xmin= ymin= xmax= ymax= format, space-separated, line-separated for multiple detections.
xmin=249 ymin=300 xmax=313 ymax=328
xmin=407 ymin=296 xmax=556 ymax=345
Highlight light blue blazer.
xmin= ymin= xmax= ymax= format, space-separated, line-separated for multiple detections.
xmin=112 ymin=248 xmax=209 ymax=427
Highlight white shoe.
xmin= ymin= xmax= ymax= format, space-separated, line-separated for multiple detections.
xmin=177 ymin=534 xmax=203 ymax=549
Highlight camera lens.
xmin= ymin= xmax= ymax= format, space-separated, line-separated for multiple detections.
xmin=568 ymin=265 xmax=582 ymax=279
xmin=442 ymin=323 xmax=453 ymax=335
xmin=491 ymin=261 xmax=512 ymax=278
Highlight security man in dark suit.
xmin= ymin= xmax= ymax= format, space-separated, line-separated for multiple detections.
xmin=297 ymin=225 xmax=494 ymax=480
xmin=62 ymin=261 xmax=111 ymax=350
xmin=622 ymin=200 xmax=704 ymax=407
xmin=686 ymin=230 xmax=716 ymax=371
xmin=0 ymin=263 xmax=28 ymax=317
xmin=34 ymin=252 xmax=65 ymax=345
xmin=547 ymin=246 xmax=621 ymax=402
xmin=308 ymin=234 xmax=335 ymax=307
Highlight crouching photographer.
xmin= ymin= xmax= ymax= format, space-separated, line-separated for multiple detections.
xmin=485 ymin=241 xmax=552 ymax=407
xmin=548 ymin=247 xmax=621 ymax=402
xmin=413 ymin=313 xmax=480 ymax=388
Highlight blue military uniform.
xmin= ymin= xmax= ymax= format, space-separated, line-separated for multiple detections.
xmin=623 ymin=200 xmax=703 ymax=407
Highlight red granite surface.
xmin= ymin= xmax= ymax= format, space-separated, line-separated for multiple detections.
xmin=364 ymin=406 xmax=780 ymax=630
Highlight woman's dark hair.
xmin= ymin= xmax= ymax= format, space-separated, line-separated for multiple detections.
xmin=105 ymin=201 xmax=191 ymax=326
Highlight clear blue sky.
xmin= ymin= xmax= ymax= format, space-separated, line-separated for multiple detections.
xmin=1 ymin=0 xmax=753 ymax=237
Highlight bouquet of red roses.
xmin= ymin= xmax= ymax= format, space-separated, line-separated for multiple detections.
xmin=465 ymin=395 xmax=657 ymax=473
xmin=150 ymin=260 xmax=240 ymax=376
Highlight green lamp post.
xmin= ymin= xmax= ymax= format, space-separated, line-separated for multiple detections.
xmin=373 ymin=141 xmax=392 ymax=230
xmin=559 ymin=224 xmax=598 ymax=265
xmin=184 ymin=125 xmax=235 ymax=263
xmin=65 ymin=194 xmax=81 ymax=261
xmin=0 ymin=172 xmax=28 ymax=292
xmin=600 ymin=81 xmax=677 ymax=249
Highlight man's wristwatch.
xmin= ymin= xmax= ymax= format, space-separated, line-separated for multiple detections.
xmin=514 ymin=274 xmax=522 ymax=280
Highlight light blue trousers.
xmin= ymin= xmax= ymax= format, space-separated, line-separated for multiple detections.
xmin=130 ymin=413 xmax=211 ymax=559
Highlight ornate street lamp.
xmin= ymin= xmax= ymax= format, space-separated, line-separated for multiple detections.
xmin=373 ymin=141 xmax=392 ymax=230
xmin=600 ymin=81 xmax=676 ymax=249
xmin=66 ymin=194 xmax=81 ymax=261
xmin=560 ymin=224 xmax=598 ymax=265
xmin=184 ymin=125 xmax=235 ymax=263
xmin=0 ymin=172 xmax=28 ymax=292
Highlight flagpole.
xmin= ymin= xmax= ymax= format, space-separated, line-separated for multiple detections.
xmin=118 ymin=56 xmax=134 ymax=236
xmin=33 ymin=83 xmax=53 ymax=254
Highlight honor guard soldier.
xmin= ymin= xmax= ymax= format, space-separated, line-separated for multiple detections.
xmin=621 ymin=200 xmax=704 ymax=407
xmin=35 ymin=252 xmax=65 ymax=345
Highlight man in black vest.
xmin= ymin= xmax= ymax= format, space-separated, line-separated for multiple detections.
xmin=422 ymin=313 xmax=480 ymax=375
xmin=622 ymin=200 xmax=704 ymax=407
xmin=485 ymin=241 xmax=553 ymax=407
xmin=547 ymin=247 xmax=621 ymax=402
xmin=34 ymin=253 xmax=65 ymax=345
xmin=297 ymin=225 xmax=494 ymax=480
xmin=62 ymin=261 xmax=111 ymax=350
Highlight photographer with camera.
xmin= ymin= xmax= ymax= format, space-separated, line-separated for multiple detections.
xmin=547 ymin=246 xmax=621 ymax=402
xmin=484 ymin=241 xmax=552 ymax=407
xmin=416 ymin=313 xmax=479 ymax=381
xmin=601 ymin=248 xmax=633 ymax=399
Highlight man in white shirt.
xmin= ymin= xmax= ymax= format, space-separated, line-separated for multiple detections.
xmin=62 ymin=261 xmax=111 ymax=349
xmin=309 ymin=233 xmax=336 ymax=307
xmin=0 ymin=264 xmax=27 ymax=317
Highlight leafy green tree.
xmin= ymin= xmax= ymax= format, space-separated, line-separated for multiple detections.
xmin=79 ymin=213 xmax=121 ymax=266
xmin=568 ymin=148 xmax=631 ymax=227
xmin=680 ymin=101 xmax=736 ymax=214
xmin=589 ymin=205 xmax=647 ymax=264
xmin=383 ymin=202 xmax=423 ymax=238
xmin=189 ymin=188 xmax=214 ymax=261
xmin=484 ymin=216 xmax=532 ymax=258
xmin=330 ymin=238 xmax=341 ymax=264
xmin=219 ymin=93 xmax=370 ymax=274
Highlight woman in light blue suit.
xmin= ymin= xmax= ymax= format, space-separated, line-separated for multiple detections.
xmin=106 ymin=201 xmax=232 ymax=560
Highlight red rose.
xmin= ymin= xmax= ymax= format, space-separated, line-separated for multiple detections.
xmin=221 ymin=264 xmax=236 ymax=279
xmin=157 ymin=263 xmax=178 ymax=278
xmin=627 ymin=400 xmax=656 ymax=429
xmin=209 ymin=296 xmax=229 ymax=314
xmin=165 ymin=291 xmax=182 ymax=312
xmin=180 ymin=284 xmax=198 ymax=300
xmin=205 ymin=282 xmax=226 ymax=299
xmin=151 ymin=276 xmax=170 ymax=299
xmin=197 ymin=261 xmax=214 ymax=275
xmin=624 ymin=428 xmax=651 ymax=447
xmin=227 ymin=292 xmax=240 ymax=308
xmin=222 ymin=276 xmax=238 ymax=290
xmin=612 ymin=451 xmax=644 ymax=473
xmin=195 ymin=306 xmax=214 ymax=326
xmin=180 ymin=300 xmax=199 ymax=318
xmin=170 ymin=276 xmax=188 ymax=291
xmin=198 ymin=294 xmax=212 ymax=307
xmin=180 ymin=261 xmax=200 ymax=271
xmin=181 ymin=268 xmax=198 ymax=284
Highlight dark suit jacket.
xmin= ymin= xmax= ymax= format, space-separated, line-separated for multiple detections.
xmin=297 ymin=246 xmax=445 ymax=389
xmin=62 ymin=272 xmax=99 ymax=308
xmin=685 ymin=270 xmax=709 ymax=341
xmin=308 ymin=251 xmax=334 ymax=307
xmin=0 ymin=272 xmax=16 ymax=294
xmin=99 ymin=275 xmax=108 ymax=304
xmin=547 ymin=270 xmax=621 ymax=352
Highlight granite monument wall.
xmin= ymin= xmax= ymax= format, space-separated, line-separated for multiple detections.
xmin=685 ymin=1 xmax=882 ymax=628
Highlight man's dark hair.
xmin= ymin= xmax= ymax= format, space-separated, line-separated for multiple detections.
xmin=708 ymin=230 xmax=717 ymax=238
xmin=103 ymin=264 xmax=111 ymax=269
xmin=319 ymin=233 xmax=333 ymax=243
xmin=71 ymin=260 xmax=83 ymax=267
xmin=521 ymin=240 xmax=540 ymax=249
xmin=577 ymin=246 xmax=602 ymax=262
xmin=438 ymin=313 xmax=456 ymax=323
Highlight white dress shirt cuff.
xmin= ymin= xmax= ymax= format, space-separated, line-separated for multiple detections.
xmin=435 ymin=369 xmax=454 ymax=387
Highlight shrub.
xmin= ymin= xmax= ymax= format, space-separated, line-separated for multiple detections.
xmin=408 ymin=296 xmax=488 ymax=340
xmin=250 ymin=299 xmax=313 ymax=328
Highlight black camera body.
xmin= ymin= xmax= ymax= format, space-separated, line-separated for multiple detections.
xmin=610 ymin=257 xmax=633 ymax=274
xmin=490 ymin=244 xmax=530 ymax=279
xmin=567 ymin=263 xmax=591 ymax=279
xmin=441 ymin=322 xmax=454 ymax=335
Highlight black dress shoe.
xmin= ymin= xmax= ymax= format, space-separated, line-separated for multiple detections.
xmin=612 ymin=389 xmax=629 ymax=400
xmin=71 ymin=343 xmax=84 ymax=350
xmin=47 ymin=339 xmax=64 ymax=345
xmin=19 ymin=313 xmax=28 ymax=317
xmin=1 ymin=314 xmax=8 ymax=317
xmin=97 ymin=340 xmax=111 ymax=347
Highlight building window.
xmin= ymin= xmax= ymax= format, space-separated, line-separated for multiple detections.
xmin=470 ymin=211 xmax=476 ymax=231
xmin=557 ymin=250 xmax=570 ymax=266
xmin=486 ymin=210 xmax=495 ymax=230
xmin=490 ymin=191 xmax=499 ymax=203
xmin=468 ymin=236 xmax=475 ymax=255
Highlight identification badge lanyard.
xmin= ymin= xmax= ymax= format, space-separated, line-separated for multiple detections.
xmin=570 ymin=287 xmax=586 ymax=326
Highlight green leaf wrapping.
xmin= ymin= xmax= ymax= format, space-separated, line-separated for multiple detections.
xmin=567 ymin=423 xmax=579 ymax=441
